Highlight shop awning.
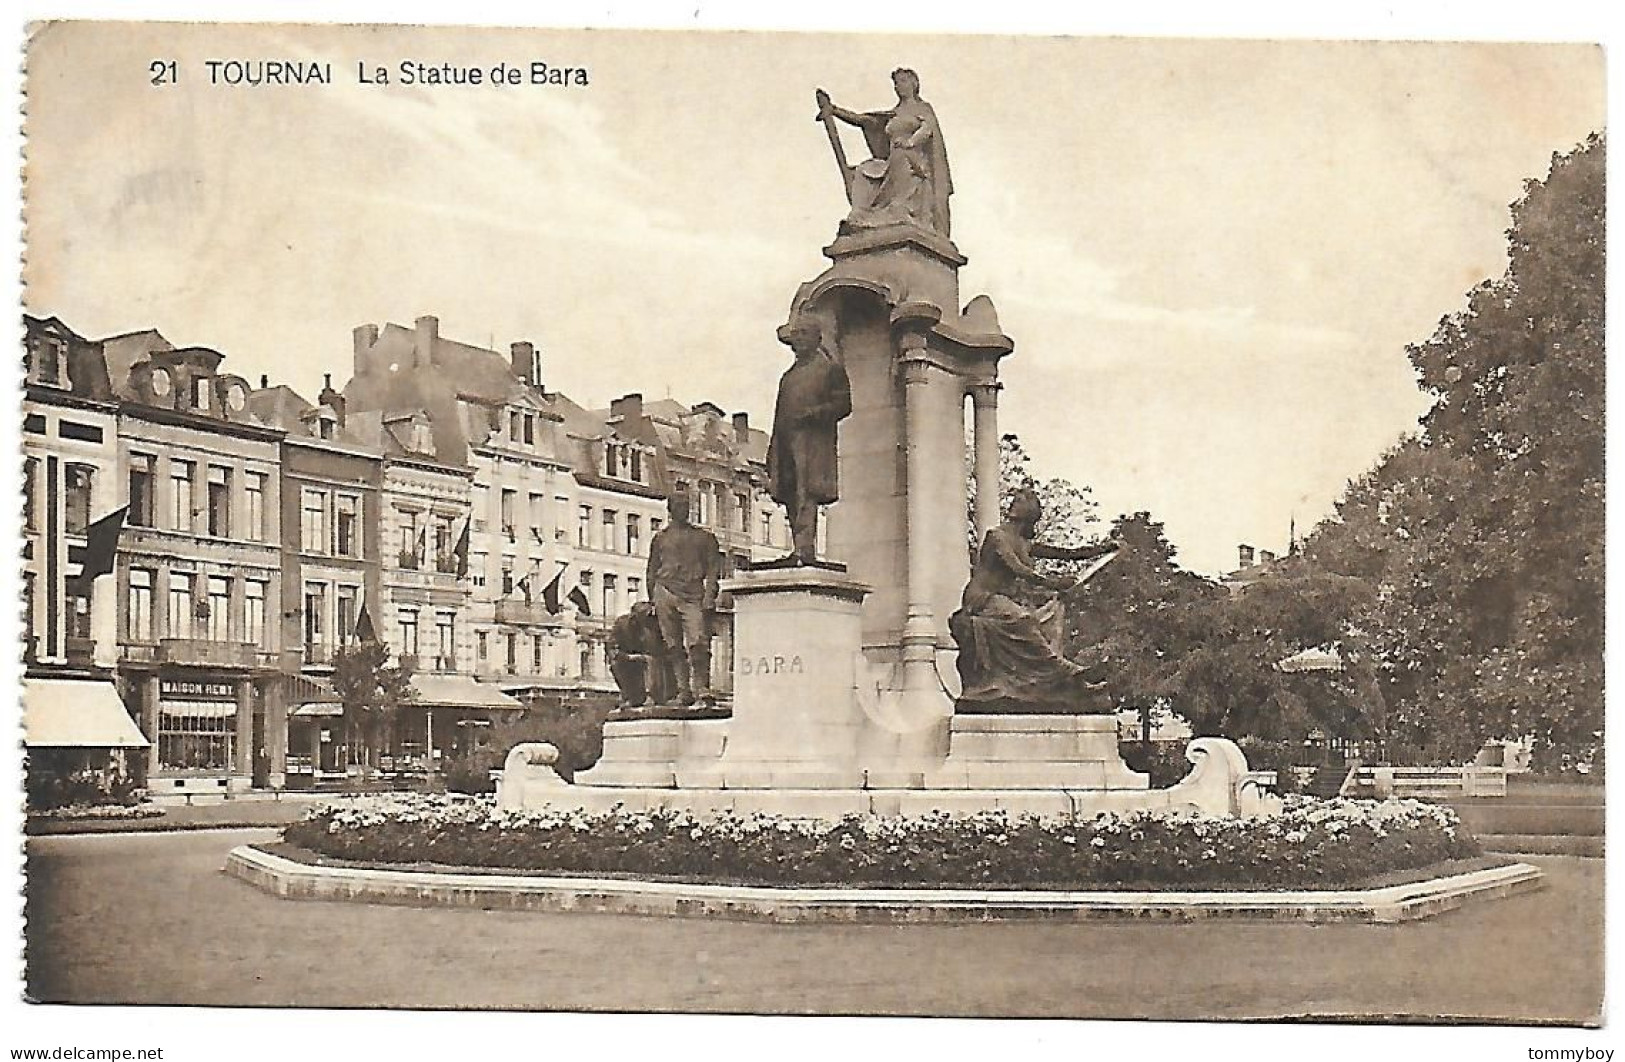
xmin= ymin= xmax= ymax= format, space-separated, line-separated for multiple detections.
xmin=410 ymin=674 xmax=525 ymax=711
xmin=23 ymin=677 xmax=150 ymax=749
xmin=290 ymin=701 xmax=344 ymax=718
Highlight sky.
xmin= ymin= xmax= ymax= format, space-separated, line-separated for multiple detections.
xmin=21 ymin=23 xmax=1604 ymax=574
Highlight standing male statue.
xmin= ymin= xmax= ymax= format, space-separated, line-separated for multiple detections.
xmin=646 ymin=493 xmax=722 ymax=706
xmin=766 ymin=317 xmax=852 ymax=565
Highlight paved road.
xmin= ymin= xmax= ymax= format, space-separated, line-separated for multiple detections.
xmin=23 ymin=829 xmax=1603 ymax=1022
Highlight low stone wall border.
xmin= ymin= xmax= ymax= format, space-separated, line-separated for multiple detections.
xmin=223 ymin=846 xmax=1544 ymax=925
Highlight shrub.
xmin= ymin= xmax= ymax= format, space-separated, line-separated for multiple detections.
xmin=1118 ymin=741 xmax=1190 ymax=788
xmin=441 ymin=702 xmax=613 ymax=793
xmin=284 ymin=793 xmax=1481 ymax=891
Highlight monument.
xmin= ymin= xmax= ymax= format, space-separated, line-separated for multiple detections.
xmin=532 ymin=72 xmax=1273 ymax=818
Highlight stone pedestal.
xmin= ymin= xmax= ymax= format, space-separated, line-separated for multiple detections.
xmin=575 ymin=717 xmax=728 ymax=788
xmin=685 ymin=566 xmax=871 ymax=789
xmin=923 ymin=715 xmax=1150 ymax=790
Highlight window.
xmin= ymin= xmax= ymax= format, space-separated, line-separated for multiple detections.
xmin=629 ymin=449 xmax=642 ymax=482
xmin=167 ymin=572 xmax=195 ymax=640
xmin=532 ymin=634 xmax=543 ymax=673
xmin=760 ymin=511 xmax=773 ymax=545
xmin=505 ymin=632 xmax=517 ymax=674
xmin=579 ymin=569 xmax=593 ymax=595
xmin=579 ymin=641 xmax=593 ymax=678
xmin=206 ymin=576 xmax=232 ymax=642
xmin=477 ymin=630 xmax=488 ymax=661
xmin=397 ymin=509 xmax=420 ymax=568
xmin=695 ymin=484 xmax=714 ymax=526
xmin=23 ymin=458 xmax=36 ymax=531
xmin=304 ymin=583 xmax=327 ymax=659
xmin=33 ymin=335 xmax=62 ymax=386
xmin=336 ymin=586 xmax=358 ymax=648
xmin=501 ymin=565 xmax=514 ymax=597
xmin=65 ymin=590 xmax=92 ymax=640
xmin=529 ymin=494 xmax=545 ymax=538
xmin=207 ymin=466 xmax=232 ymax=538
xmin=651 ymin=517 xmax=663 ymax=538
xmin=158 ymin=702 xmax=233 ymax=772
xmin=244 ymin=580 xmax=266 ymax=649
xmin=604 ymin=443 xmax=620 ymax=478
xmin=602 ymin=574 xmax=617 ymax=618
xmin=577 ymin=505 xmax=592 ymax=548
xmin=128 ymin=455 xmax=155 ymax=528
xmin=628 ymin=576 xmax=641 ymax=604
xmin=736 ymin=493 xmax=750 ymax=533
xmin=602 ymin=509 xmax=617 ymax=551
xmin=501 ymin=489 xmax=516 ymax=535
xmin=192 ymin=376 xmax=212 ymax=411
xmin=128 ymin=569 xmax=154 ymax=642
xmin=509 ymin=410 xmax=522 ymax=441
xmin=626 ymin=514 xmax=641 ymax=555
xmin=171 ymin=461 xmax=195 ymax=531
xmin=335 ymin=494 xmax=359 ymax=557
xmin=244 ymin=472 xmax=266 ymax=541
xmin=470 ymin=485 xmax=488 ymax=532
xmin=435 ymin=614 xmax=455 ymax=671
xmin=523 ymin=414 xmax=535 ymax=446
xmin=434 ymin=515 xmax=454 ymax=572
xmin=398 ymin=611 xmax=419 ymax=658
xmin=64 ymin=464 xmax=93 ymax=536
xmin=301 ymin=488 xmax=328 ymax=554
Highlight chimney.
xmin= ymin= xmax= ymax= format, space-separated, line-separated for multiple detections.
xmin=1238 ymin=544 xmax=1255 ymax=569
xmin=259 ymin=374 xmax=269 ymax=389
xmin=413 ymin=315 xmax=439 ymax=368
xmin=732 ymin=411 xmax=750 ymax=441
xmin=611 ymin=392 xmax=643 ymax=424
xmin=319 ymin=371 xmax=346 ymax=426
xmin=352 ymin=323 xmax=379 ymax=374
xmin=1259 ymin=549 xmax=1276 ymax=565
xmin=510 ymin=340 xmax=536 ymax=385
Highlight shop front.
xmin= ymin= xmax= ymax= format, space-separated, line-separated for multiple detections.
xmin=22 ymin=674 xmax=151 ymax=809
xmin=142 ymin=674 xmax=258 ymax=797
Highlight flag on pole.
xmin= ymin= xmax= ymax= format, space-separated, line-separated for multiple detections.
xmin=567 ymin=586 xmax=591 ymax=616
xmin=540 ymin=564 xmax=567 ymax=615
xmin=453 ymin=516 xmax=471 ymax=576
xmin=353 ymin=600 xmax=378 ymax=644
xmin=69 ymin=506 xmax=127 ymax=594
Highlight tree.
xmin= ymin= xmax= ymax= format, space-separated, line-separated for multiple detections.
xmin=1305 ymin=134 xmax=1604 ymax=768
xmin=968 ymin=433 xmax=1101 ymax=576
xmin=330 ymin=641 xmax=419 ymax=778
xmin=1063 ymin=512 xmax=1220 ymax=722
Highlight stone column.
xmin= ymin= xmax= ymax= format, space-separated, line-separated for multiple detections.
xmin=235 ymin=678 xmax=254 ymax=780
xmin=969 ymin=382 xmax=1002 ymax=541
xmin=142 ymin=674 xmax=161 ymax=778
xmin=895 ymin=342 xmax=957 ymax=737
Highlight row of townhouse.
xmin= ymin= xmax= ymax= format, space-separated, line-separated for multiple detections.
xmin=22 ymin=313 xmax=796 ymax=796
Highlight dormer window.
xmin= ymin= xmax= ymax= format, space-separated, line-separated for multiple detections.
xmin=193 ymin=376 xmax=212 ymax=411
xmin=30 ymin=335 xmax=67 ymax=388
xmin=629 ymin=449 xmax=643 ymax=482
xmin=411 ymin=422 xmax=433 ymax=453
xmin=318 ymin=414 xmax=336 ymax=441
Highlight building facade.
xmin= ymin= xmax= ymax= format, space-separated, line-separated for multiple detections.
xmin=102 ymin=329 xmax=287 ymax=796
xmin=20 ymin=316 xmax=149 ymax=792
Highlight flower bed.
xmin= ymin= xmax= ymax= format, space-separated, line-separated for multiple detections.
xmin=29 ymin=802 xmax=164 ymax=822
xmin=283 ymin=794 xmax=1481 ymax=891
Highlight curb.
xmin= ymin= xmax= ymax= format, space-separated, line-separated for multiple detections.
xmin=223 ymin=846 xmax=1545 ymax=925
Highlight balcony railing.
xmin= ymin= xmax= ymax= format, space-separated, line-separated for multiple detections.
xmin=158 ymin=638 xmax=258 ymax=668
xmin=495 ymin=599 xmax=558 ymax=626
xmin=64 ymin=636 xmax=96 ymax=667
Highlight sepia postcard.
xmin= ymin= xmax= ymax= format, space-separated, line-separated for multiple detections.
xmin=8 ymin=13 xmax=1610 ymax=1060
